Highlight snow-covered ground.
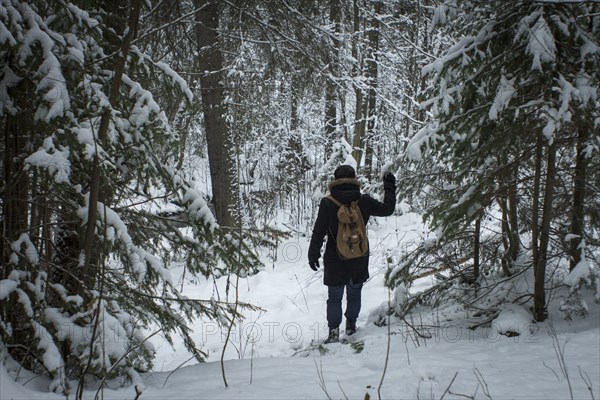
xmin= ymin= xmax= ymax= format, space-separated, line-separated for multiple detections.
xmin=2 ymin=213 xmax=599 ymax=399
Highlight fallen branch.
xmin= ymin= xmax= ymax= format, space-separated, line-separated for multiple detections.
xmin=439 ymin=372 xmax=458 ymax=400
xmin=162 ymin=355 xmax=196 ymax=387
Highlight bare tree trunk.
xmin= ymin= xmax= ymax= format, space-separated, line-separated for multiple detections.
xmin=324 ymin=0 xmax=341 ymax=157
xmin=287 ymin=77 xmax=308 ymax=176
xmin=499 ymin=195 xmax=512 ymax=276
xmin=498 ymin=165 xmax=519 ymax=277
xmin=569 ymin=127 xmax=588 ymax=271
xmin=473 ymin=217 xmax=481 ymax=281
xmin=351 ymin=0 xmax=365 ymax=166
xmin=289 ymin=78 xmax=301 ymax=216
xmin=401 ymin=0 xmax=424 ymax=152
xmin=194 ymin=0 xmax=238 ymax=227
xmin=531 ymin=133 xmax=543 ymax=290
xmin=363 ymin=0 xmax=382 ymax=179
xmin=291 ymin=79 xmax=299 ymax=134
xmin=351 ymin=90 xmax=365 ymax=166
xmin=507 ymin=176 xmax=520 ymax=266
xmin=534 ymin=142 xmax=557 ymax=322
xmin=324 ymin=88 xmax=337 ymax=159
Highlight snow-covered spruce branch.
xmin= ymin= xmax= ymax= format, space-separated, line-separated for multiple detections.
xmin=133 ymin=4 xmax=209 ymax=46
xmin=126 ymin=290 xmax=263 ymax=313
xmin=4 ymin=344 xmax=52 ymax=378
xmin=92 ymin=329 xmax=163 ymax=400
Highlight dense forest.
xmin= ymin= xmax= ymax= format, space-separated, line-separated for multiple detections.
xmin=1 ymin=0 xmax=599 ymax=397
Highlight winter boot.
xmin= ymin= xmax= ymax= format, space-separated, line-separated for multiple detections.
xmin=345 ymin=320 xmax=357 ymax=336
xmin=324 ymin=327 xmax=339 ymax=344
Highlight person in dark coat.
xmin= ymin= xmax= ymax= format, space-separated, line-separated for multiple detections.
xmin=308 ymin=165 xmax=396 ymax=343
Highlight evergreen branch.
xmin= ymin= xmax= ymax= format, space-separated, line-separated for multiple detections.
xmin=93 ymin=329 xmax=163 ymax=400
xmin=133 ymin=4 xmax=209 ymax=46
xmin=4 ymin=344 xmax=52 ymax=377
xmin=128 ymin=290 xmax=263 ymax=312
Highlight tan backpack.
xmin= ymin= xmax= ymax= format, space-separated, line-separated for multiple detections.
xmin=327 ymin=196 xmax=369 ymax=259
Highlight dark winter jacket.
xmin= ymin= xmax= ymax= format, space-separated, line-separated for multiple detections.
xmin=308 ymin=178 xmax=396 ymax=286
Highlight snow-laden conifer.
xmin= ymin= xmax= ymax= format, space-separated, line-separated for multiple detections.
xmin=390 ymin=1 xmax=600 ymax=323
xmin=0 ymin=1 xmax=261 ymax=394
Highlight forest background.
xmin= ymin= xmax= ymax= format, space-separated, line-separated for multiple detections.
xmin=1 ymin=0 xmax=599 ymax=397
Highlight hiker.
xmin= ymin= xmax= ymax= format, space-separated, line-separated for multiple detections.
xmin=308 ymin=165 xmax=396 ymax=343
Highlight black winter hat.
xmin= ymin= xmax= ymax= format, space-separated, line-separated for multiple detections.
xmin=334 ymin=165 xmax=356 ymax=180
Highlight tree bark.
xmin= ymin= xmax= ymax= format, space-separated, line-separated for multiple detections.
xmin=569 ymin=127 xmax=588 ymax=271
xmin=324 ymin=0 xmax=341 ymax=158
xmin=351 ymin=89 xmax=366 ymax=166
xmin=507 ymin=176 xmax=520 ymax=266
xmin=287 ymin=76 xmax=308 ymax=176
xmin=499 ymin=165 xmax=519 ymax=277
xmin=473 ymin=217 xmax=481 ymax=281
xmin=351 ymin=0 xmax=366 ymax=166
xmin=324 ymin=87 xmax=337 ymax=159
xmin=497 ymin=196 xmax=510 ymax=275
xmin=194 ymin=0 xmax=238 ymax=227
xmin=291 ymin=78 xmax=299 ymax=134
xmin=534 ymin=142 xmax=557 ymax=322
xmin=499 ymin=195 xmax=512 ymax=276
xmin=531 ymin=133 xmax=543 ymax=291
xmin=363 ymin=0 xmax=382 ymax=179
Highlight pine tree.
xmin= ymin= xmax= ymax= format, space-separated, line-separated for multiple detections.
xmin=393 ymin=1 xmax=600 ymax=321
xmin=0 ymin=1 xmax=261 ymax=394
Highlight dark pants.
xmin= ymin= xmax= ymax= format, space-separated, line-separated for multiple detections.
xmin=326 ymin=282 xmax=363 ymax=329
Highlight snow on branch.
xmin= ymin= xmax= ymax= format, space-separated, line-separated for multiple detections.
xmin=515 ymin=9 xmax=556 ymax=71
xmin=18 ymin=3 xmax=71 ymax=122
xmin=542 ymin=74 xmax=578 ymax=143
xmin=140 ymin=51 xmax=194 ymax=103
xmin=25 ymin=137 xmax=72 ymax=183
xmin=0 ymin=280 xmax=18 ymax=301
xmin=422 ymin=21 xmax=497 ymax=77
xmin=121 ymin=74 xmax=170 ymax=131
xmin=32 ymin=322 xmax=65 ymax=393
xmin=10 ymin=233 xmax=40 ymax=265
xmin=406 ymin=123 xmax=439 ymax=162
xmin=489 ymin=76 xmax=516 ymax=121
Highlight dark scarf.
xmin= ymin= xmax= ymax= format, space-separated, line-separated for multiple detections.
xmin=328 ymin=178 xmax=361 ymax=204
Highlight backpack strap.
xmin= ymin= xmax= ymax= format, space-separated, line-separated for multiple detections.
xmin=326 ymin=195 xmax=343 ymax=208
xmin=325 ymin=196 xmax=341 ymax=241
